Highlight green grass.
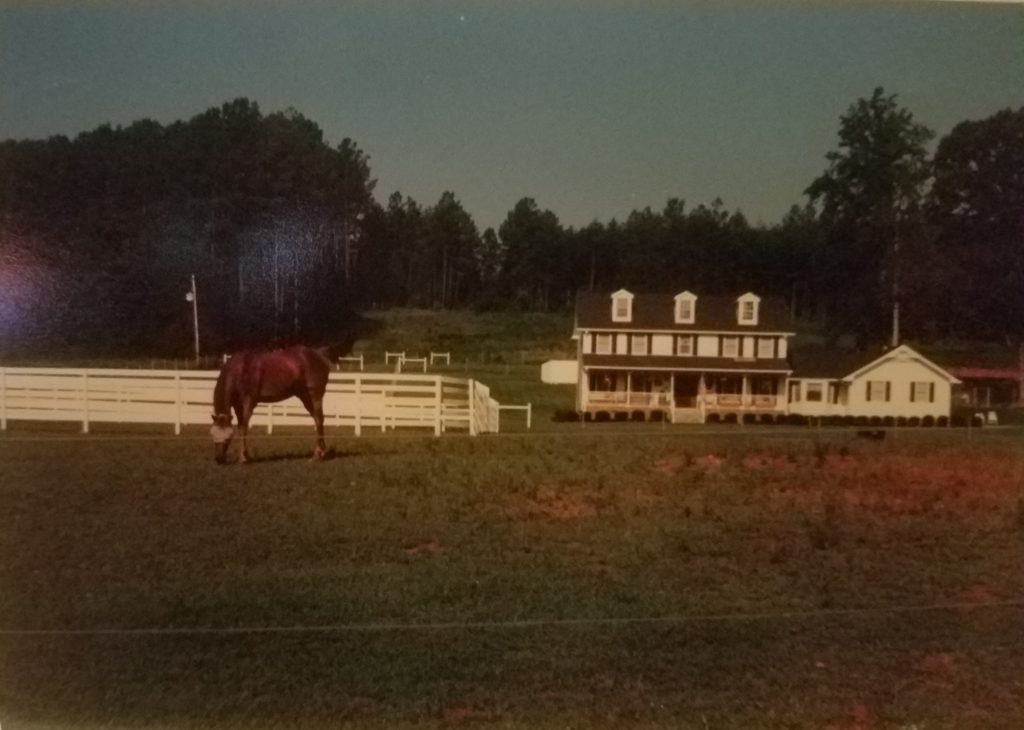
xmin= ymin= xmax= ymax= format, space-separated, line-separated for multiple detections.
xmin=2 ymin=429 xmax=1023 ymax=729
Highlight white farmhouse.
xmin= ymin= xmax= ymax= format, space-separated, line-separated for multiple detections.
xmin=572 ymin=290 xmax=961 ymax=423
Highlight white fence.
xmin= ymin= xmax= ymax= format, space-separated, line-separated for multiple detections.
xmin=0 ymin=368 xmax=501 ymax=436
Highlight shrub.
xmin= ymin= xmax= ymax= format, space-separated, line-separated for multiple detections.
xmin=970 ymin=414 xmax=984 ymax=427
xmin=841 ymin=416 xmax=855 ymax=427
xmin=908 ymin=416 xmax=921 ymax=427
xmin=595 ymin=411 xmax=611 ymax=422
xmin=882 ymin=416 xmax=895 ymax=427
xmin=614 ymin=411 xmax=629 ymax=422
xmin=951 ymin=414 xmax=967 ymax=428
xmin=937 ymin=416 xmax=949 ymax=427
xmin=650 ymin=410 xmax=665 ymax=422
xmin=854 ymin=416 xmax=868 ymax=426
xmin=630 ymin=410 xmax=646 ymax=422
xmin=742 ymin=413 xmax=757 ymax=425
xmin=869 ymin=416 xmax=882 ymax=427
xmin=759 ymin=413 xmax=776 ymax=425
xmin=896 ymin=416 xmax=907 ymax=427
xmin=707 ymin=413 xmax=722 ymax=424
xmin=723 ymin=413 xmax=738 ymax=424
xmin=922 ymin=415 xmax=935 ymax=428
xmin=787 ymin=414 xmax=808 ymax=426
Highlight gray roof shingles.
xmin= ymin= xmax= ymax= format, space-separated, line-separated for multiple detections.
xmin=575 ymin=291 xmax=794 ymax=333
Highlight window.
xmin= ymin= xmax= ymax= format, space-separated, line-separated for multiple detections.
xmin=676 ymin=299 xmax=693 ymax=323
xmin=806 ymin=383 xmax=823 ymax=402
xmin=722 ymin=337 xmax=739 ymax=358
xmin=911 ymin=382 xmax=934 ymax=402
xmin=740 ymin=300 xmax=755 ymax=322
xmin=676 ymin=335 xmax=694 ymax=356
xmin=612 ymin=296 xmax=632 ymax=322
xmin=595 ymin=334 xmax=613 ymax=354
xmin=756 ymin=338 xmax=774 ymax=359
xmin=630 ymin=334 xmax=648 ymax=356
xmin=867 ymin=380 xmax=889 ymax=402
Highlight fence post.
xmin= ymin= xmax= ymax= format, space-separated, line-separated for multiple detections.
xmin=355 ymin=374 xmax=362 ymax=437
xmin=527 ymin=402 xmax=532 ymax=430
xmin=81 ymin=370 xmax=90 ymax=434
xmin=174 ymin=372 xmax=182 ymax=435
xmin=0 ymin=367 xmax=6 ymax=431
xmin=468 ymin=379 xmax=476 ymax=436
xmin=267 ymin=404 xmax=273 ymax=435
xmin=434 ymin=376 xmax=443 ymax=437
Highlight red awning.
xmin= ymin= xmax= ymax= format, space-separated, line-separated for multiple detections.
xmin=951 ymin=367 xmax=1022 ymax=380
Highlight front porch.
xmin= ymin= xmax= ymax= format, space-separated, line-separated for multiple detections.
xmin=582 ymin=370 xmax=788 ymax=423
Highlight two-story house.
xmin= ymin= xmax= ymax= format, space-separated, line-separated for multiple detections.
xmin=573 ymin=289 xmax=962 ymax=423
xmin=573 ymin=289 xmax=796 ymax=422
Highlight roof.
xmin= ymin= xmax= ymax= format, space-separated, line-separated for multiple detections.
xmin=789 ymin=345 xmax=961 ymax=384
xmin=582 ymin=354 xmax=792 ymax=373
xmin=788 ymin=349 xmax=876 ymax=379
xmin=575 ymin=290 xmax=794 ymax=333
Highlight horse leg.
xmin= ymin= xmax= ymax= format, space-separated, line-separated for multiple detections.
xmin=237 ymin=398 xmax=254 ymax=464
xmin=299 ymin=392 xmax=327 ymax=460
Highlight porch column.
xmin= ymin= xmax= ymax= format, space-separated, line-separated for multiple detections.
xmin=742 ymin=375 xmax=749 ymax=408
xmin=669 ymin=373 xmax=675 ymax=422
xmin=626 ymin=372 xmax=632 ymax=407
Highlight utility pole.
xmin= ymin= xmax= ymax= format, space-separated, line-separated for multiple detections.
xmin=186 ymin=274 xmax=200 ymax=364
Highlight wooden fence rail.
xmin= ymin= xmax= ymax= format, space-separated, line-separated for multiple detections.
xmin=0 ymin=367 xmax=501 ymax=436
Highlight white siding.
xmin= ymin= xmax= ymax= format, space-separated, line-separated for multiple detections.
xmin=615 ymin=334 xmax=628 ymax=355
xmin=787 ymin=379 xmax=840 ymax=417
xmin=651 ymin=334 xmax=673 ymax=356
xmin=582 ymin=333 xmax=592 ymax=355
xmin=845 ymin=359 xmax=950 ymax=418
xmin=742 ymin=337 xmax=755 ymax=359
xmin=696 ymin=335 xmax=718 ymax=357
xmin=777 ymin=338 xmax=788 ymax=359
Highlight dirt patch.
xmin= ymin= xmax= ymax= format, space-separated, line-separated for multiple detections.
xmin=404 ymin=540 xmax=443 ymax=556
xmin=826 ymin=702 xmax=875 ymax=730
xmin=742 ymin=453 xmax=799 ymax=472
xmin=652 ymin=455 xmax=688 ymax=475
xmin=952 ymin=582 xmax=1004 ymax=603
xmin=510 ymin=487 xmax=599 ymax=521
xmin=916 ymin=652 xmax=961 ymax=685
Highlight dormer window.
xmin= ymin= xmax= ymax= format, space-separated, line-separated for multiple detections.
xmin=737 ymin=293 xmax=760 ymax=325
xmin=673 ymin=291 xmax=697 ymax=324
xmin=611 ymin=289 xmax=634 ymax=323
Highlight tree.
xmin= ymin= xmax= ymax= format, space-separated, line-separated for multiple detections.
xmin=806 ymin=87 xmax=933 ymax=347
xmin=928 ymin=107 xmax=1024 ymax=342
xmin=498 ymin=198 xmax=565 ymax=310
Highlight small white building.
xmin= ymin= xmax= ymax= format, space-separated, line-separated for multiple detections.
xmin=785 ymin=344 xmax=960 ymax=420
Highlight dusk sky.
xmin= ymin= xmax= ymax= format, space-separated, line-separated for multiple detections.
xmin=1 ymin=2 xmax=1021 ymax=231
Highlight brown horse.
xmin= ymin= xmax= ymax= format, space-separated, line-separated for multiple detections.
xmin=211 ymin=343 xmax=350 ymax=463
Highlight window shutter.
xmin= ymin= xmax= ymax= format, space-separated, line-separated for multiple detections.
xmin=929 ymin=383 xmax=935 ymax=403
xmin=866 ymin=382 xmax=871 ymax=401
xmin=885 ymin=382 xmax=891 ymax=402
xmin=910 ymin=383 xmax=915 ymax=402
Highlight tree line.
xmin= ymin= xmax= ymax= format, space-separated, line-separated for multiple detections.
xmin=0 ymin=92 xmax=1021 ymax=358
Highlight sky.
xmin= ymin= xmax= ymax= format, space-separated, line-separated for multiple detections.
xmin=1 ymin=2 xmax=1022 ymax=232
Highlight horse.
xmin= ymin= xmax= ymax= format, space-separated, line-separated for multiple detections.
xmin=210 ymin=340 xmax=353 ymax=464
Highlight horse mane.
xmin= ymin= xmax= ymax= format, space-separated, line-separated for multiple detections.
xmin=212 ymin=365 xmax=231 ymax=416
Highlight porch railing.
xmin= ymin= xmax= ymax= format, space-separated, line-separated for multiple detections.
xmin=701 ymin=393 xmax=781 ymax=410
xmin=587 ymin=391 xmax=672 ymax=408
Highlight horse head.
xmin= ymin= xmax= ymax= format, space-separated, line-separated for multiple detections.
xmin=210 ymin=413 xmax=234 ymax=464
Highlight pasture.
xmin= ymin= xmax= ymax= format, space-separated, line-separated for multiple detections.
xmin=1 ymin=426 xmax=1023 ymax=729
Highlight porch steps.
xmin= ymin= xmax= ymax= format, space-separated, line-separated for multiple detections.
xmin=672 ymin=408 xmax=704 ymax=424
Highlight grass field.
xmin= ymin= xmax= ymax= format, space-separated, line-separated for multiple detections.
xmin=2 ymin=425 xmax=1023 ymax=729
